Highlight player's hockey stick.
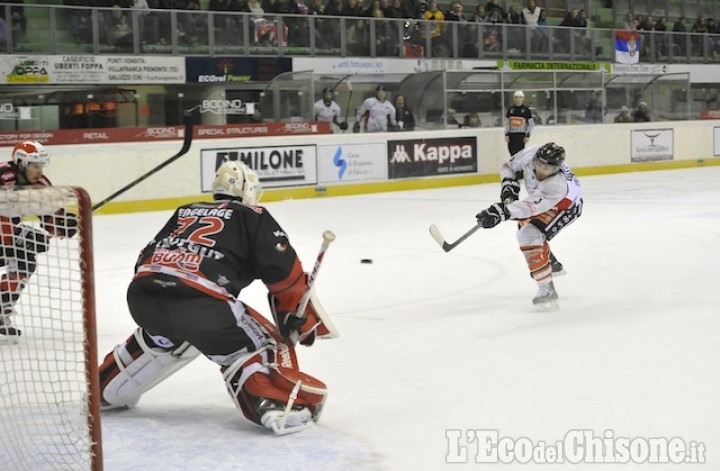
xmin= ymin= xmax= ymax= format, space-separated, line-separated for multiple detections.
xmin=429 ymin=223 xmax=482 ymax=252
xmin=291 ymin=230 xmax=338 ymax=343
xmin=91 ymin=107 xmax=196 ymax=212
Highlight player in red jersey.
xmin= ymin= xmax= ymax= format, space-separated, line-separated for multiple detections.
xmin=0 ymin=141 xmax=78 ymax=342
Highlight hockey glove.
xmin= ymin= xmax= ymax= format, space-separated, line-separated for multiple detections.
xmin=352 ymin=122 xmax=361 ymax=133
xmin=338 ymin=121 xmax=348 ymax=131
xmin=14 ymin=224 xmax=50 ymax=254
xmin=42 ymin=209 xmax=79 ymax=238
xmin=476 ymin=203 xmax=509 ymax=229
xmin=268 ymin=292 xmax=319 ymax=346
xmin=500 ymin=178 xmax=520 ymax=205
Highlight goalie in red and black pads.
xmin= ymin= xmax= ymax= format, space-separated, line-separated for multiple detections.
xmin=98 ymin=160 xmax=338 ymax=434
xmin=476 ymin=142 xmax=582 ymax=311
xmin=504 ymin=91 xmax=534 ymax=157
xmin=0 ymin=141 xmax=78 ymax=343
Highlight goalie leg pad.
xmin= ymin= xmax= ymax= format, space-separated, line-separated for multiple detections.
xmin=99 ymin=327 xmax=200 ymax=409
xmin=223 ymin=341 xmax=327 ymax=434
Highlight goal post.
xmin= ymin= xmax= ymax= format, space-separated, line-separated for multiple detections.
xmin=0 ymin=186 xmax=103 ymax=471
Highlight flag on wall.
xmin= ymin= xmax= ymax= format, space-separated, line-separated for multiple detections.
xmin=615 ymin=30 xmax=640 ymax=64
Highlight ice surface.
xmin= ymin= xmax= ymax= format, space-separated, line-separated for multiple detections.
xmin=92 ymin=167 xmax=720 ymax=470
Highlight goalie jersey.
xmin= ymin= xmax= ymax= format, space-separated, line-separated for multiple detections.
xmin=134 ymin=199 xmax=302 ymax=301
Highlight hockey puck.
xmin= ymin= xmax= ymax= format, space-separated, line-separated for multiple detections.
xmin=360 ymin=259 xmax=373 ymax=264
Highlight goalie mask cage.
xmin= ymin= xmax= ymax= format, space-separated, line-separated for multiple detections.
xmin=0 ymin=187 xmax=102 ymax=471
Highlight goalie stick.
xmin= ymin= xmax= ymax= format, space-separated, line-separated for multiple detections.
xmin=291 ymin=230 xmax=338 ymax=344
xmin=92 ymin=107 xmax=196 ymax=212
xmin=429 ymin=223 xmax=482 ymax=252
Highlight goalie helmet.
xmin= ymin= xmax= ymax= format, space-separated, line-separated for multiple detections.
xmin=534 ymin=142 xmax=566 ymax=167
xmin=212 ymin=161 xmax=263 ymax=205
xmin=12 ymin=141 xmax=49 ymax=166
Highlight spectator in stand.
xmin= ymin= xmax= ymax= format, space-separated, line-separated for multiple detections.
xmin=307 ymin=0 xmax=328 ymax=48
xmin=537 ymin=8 xmax=547 ymax=27
xmin=103 ymin=5 xmax=134 ymax=49
xmin=505 ymin=4 xmax=522 ymax=24
xmin=393 ymin=94 xmax=415 ymax=131
xmin=446 ymin=1 xmax=472 ymax=54
xmin=632 ymin=101 xmax=651 ymax=122
xmin=672 ymin=16 xmax=686 ymax=33
xmin=483 ymin=7 xmax=503 ymax=51
xmin=707 ymin=18 xmax=720 ymax=58
xmin=485 ymin=0 xmax=505 ymax=19
xmin=653 ymin=16 xmax=669 ymax=56
xmin=445 ymin=1 xmax=465 ymax=22
xmin=372 ymin=8 xmax=396 ymax=56
xmin=346 ymin=16 xmax=369 ymax=56
xmin=244 ymin=0 xmax=268 ymax=44
xmin=342 ymin=0 xmax=363 ymax=17
xmin=423 ymin=0 xmax=447 ymax=56
xmin=622 ymin=11 xmax=636 ymax=30
xmin=522 ymin=0 xmax=543 ymax=51
xmin=691 ymin=16 xmax=708 ymax=54
xmin=473 ymin=4 xmax=487 ymax=22
xmin=323 ymin=0 xmax=343 ymax=47
xmin=614 ymin=106 xmax=633 ymax=123
xmin=1 ymin=0 xmax=26 ymax=43
xmin=209 ymin=0 xmax=242 ymax=46
xmin=385 ymin=0 xmax=403 ymax=19
xmin=132 ymin=0 xmax=160 ymax=45
xmin=505 ymin=4 xmax=523 ymax=51
xmin=63 ymin=0 xmax=93 ymax=44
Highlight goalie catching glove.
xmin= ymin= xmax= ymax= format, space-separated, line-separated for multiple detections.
xmin=476 ymin=202 xmax=510 ymax=229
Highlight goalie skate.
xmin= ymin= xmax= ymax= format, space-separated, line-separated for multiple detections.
xmin=260 ymin=399 xmax=315 ymax=435
xmin=533 ymin=282 xmax=559 ymax=311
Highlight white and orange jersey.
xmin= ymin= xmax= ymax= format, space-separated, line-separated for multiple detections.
xmin=356 ymin=97 xmax=396 ymax=132
xmin=313 ymin=99 xmax=341 ymax=124
xmin=500 ymin=144 xmax=582 ymax=220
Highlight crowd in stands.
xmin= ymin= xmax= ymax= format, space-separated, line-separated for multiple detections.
xmin=2 ymin=0 xmax=714 ymax=60
xmin=622 ymin=10 xmax=720 ymax=59
xmin=53 ymin=0 xmax=561 ymax=56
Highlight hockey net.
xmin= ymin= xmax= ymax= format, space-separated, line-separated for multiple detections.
xmin=0 ymin=187 xmax=102 ymax=471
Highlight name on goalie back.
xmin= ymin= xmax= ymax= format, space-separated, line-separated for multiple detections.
xmin=391 ymin=143 xmax=473 ymax=164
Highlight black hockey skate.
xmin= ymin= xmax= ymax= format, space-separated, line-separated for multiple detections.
xmin=0 ymin=311 xmax=21 ymax=344
xmin=549 ymin=252 xmax=566 ymax=276
xmin=533 ymin=281 xmax=559 ymax=311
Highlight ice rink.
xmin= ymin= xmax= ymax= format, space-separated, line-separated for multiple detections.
xmin=94 ymin=165 xmax=719 ymax=470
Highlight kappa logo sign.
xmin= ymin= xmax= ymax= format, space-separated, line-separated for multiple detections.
xmin=387 ymin=137 xmax=477 ymax=179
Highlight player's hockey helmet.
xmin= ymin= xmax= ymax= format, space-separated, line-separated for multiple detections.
xmin=12 ymin=141 xmax=49 ymax=166
xmin=534 ymin=142 xmax=565 ymax=167
xmin=212 ymin=160 xmax=263 ymax=206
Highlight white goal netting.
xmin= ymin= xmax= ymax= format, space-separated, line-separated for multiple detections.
xmin=0 ymin=186 xmax=102 ymax=471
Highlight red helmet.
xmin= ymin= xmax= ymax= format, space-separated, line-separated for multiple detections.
xmin=12 ymin=141 xmax=49 ymax=166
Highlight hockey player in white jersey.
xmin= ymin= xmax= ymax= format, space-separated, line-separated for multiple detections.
xmin=353 ymin=85 xmax=398 ymax=133
xmin=476 ymin=142 xmax=583 ymax=310
xmin=313 ymin=88 xmax=348 ymax=132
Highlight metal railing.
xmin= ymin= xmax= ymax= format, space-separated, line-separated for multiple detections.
xmin=1 ymin=3 xmax=719 ymax=63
